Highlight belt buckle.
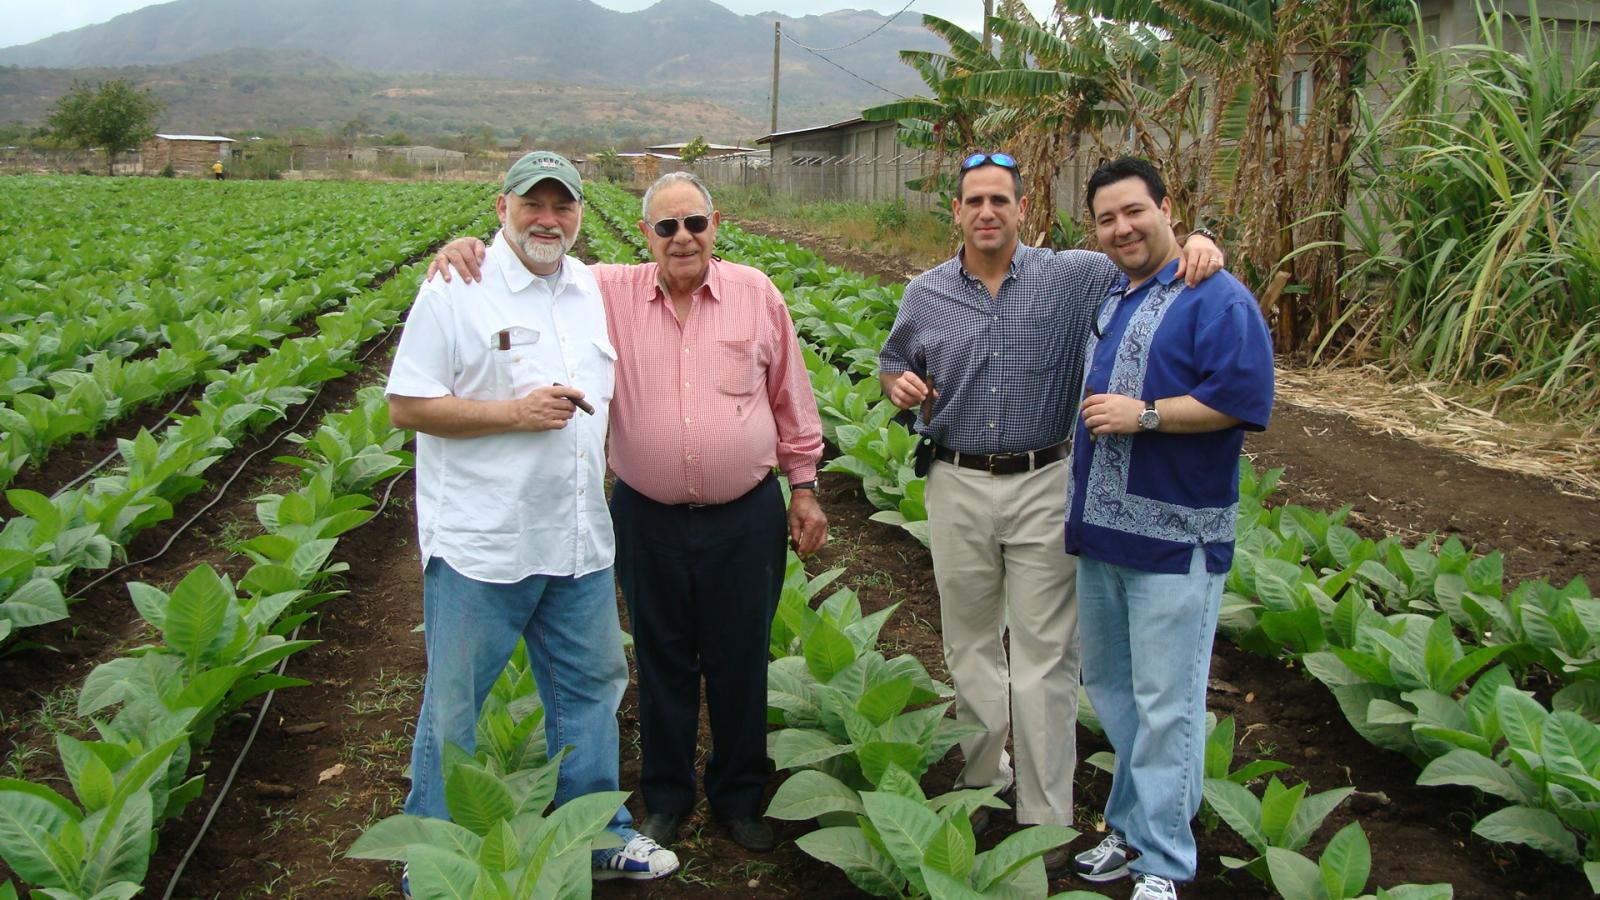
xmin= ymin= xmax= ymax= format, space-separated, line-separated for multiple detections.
xmin=988 ymin=452 xmax=1018 ymax=473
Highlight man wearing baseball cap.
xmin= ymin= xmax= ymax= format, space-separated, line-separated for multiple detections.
xmin=387 ymin=151 xmax=679 ymax=890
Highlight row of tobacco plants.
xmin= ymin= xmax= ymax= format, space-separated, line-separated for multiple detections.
xmin=566 ymin=180 xmax=1462 ymax=897
xmin=0 ymin=177 xmax=496 ymax=648
xmin=851 ymin=2 xmax=1600 ymax=420
xmin=0 ymin=384 xmax=416 ymax=898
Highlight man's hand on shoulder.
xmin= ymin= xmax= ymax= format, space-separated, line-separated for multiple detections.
xmin=880 ymin=371 xmax=936 ymax=410
xmin=788 ymin=488 xmax=828 ymax=556
xmin=1174 ymin=232 xmax=1224 ymax=288
xmin=427 ymin=237 xmax=490 ymax=284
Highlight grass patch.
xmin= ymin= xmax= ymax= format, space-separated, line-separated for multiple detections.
xmin=714 ymin=185 xmax=953 ymax=270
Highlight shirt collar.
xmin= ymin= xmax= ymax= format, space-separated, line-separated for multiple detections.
xmin=490 ymin=227 xmax=573 ymax=295
xmin=1116 ymin=256 xmax=1183 ymax=299
xmin=956 ymin=242 xmax=1025 ymax=284
xmin=652 ymin=257 xmax=722 ymax=305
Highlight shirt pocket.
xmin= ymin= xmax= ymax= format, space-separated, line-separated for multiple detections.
xmin=490 ymin=326 xmax=543 ymax=399
xmin=588 ymin=337 xmax=617 ymax=402
xmin=715 ymin=339 xmax=763 ymax=397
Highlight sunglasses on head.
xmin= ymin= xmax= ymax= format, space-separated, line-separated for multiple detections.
xmin=960 ymin=152 xmax=1018 ymax=172
xmin=651 ymin=215 xmax=711 ymax=238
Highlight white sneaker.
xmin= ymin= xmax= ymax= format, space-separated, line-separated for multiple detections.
xmin=593 ymin=832 xmax=680 ymax=881
xmin=1073 ymin=832 xmax=1133 ymax=882
xmin=1130 ymin=873 xmax=1178 ymax=900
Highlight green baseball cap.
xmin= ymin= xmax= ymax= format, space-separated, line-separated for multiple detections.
xmin=503 ymin=151 xmax=583 ymax=199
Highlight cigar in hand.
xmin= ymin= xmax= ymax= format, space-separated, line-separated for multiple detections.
xmin=553 ymin=383 xmax=594 ymax=415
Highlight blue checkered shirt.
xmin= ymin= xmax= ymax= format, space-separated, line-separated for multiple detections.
xmin=880 ymin=245 xmax=1120 ymax=455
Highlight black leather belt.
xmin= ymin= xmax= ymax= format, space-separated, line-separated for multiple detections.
xmin=932 ymin=441 xmax=1069 ymax=475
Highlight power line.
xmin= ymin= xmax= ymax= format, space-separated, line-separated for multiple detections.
xmin=781 ymin=0 xmax=919 ymax=53
xmin=780 ymin=32 xmax=908 ymax=99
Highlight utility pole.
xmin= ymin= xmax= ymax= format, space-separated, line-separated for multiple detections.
xmin=982 ymin=0 xmax=994 ymax=53
xmin=770 ymin=22 xmax=781 ymax=135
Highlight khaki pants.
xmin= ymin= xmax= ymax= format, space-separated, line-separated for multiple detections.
xmin=926 ymin=457 xmax=1079 ymax=826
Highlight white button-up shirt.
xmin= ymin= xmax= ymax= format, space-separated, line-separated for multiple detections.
xmin=386 ymin=230 xmax=615 ymax=582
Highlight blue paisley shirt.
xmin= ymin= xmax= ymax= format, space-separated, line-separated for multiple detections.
xmin=1064 ymin=259 xmax=1275 ymax=574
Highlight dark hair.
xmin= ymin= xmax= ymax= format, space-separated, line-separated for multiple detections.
xmin=957 ymin=159 xmax=1025 ymax=202
xmin=1085 ymin=156 xmax=1167 ymax=211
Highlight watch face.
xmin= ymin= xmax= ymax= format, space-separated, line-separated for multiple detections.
xmin=1139 ymin=409 xmax=1160 ymax=430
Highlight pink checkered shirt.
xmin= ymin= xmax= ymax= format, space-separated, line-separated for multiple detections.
xmin=592 ymin=258 xmax=823 ymax=506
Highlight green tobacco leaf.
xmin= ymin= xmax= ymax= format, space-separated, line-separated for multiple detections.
xmin=794 ymin=826 xmax=905 ymax=897
xmin=858 ymin=741 xmax=925 ymax=786
xmin=444 ymin=766 xmax=515 ymax=837
xmin=347 ymin=816 xmax=483 ymax=861
xmin=1473 ymin=805 xmax=1580 ymax=864
xmin=766 ymin=770 xmax=865 ymax=821
xmin=921 ymin=867 xmax=983 ymax=899
xmin=0 ymin=778 xmax=81 ymax=888
xmin=162 ymin=566 xmax=231 ymax=664
xmin=406 ymin=844 xmax=483 ymax=900
xmin=772 ymin=727 xmax=852 ymax=770
xmin=1318 ymin=821 xmax=1371 ymax=900
xmin=921 ymin=817 xmax=975 ymax=880
xmin=1283 ymin=786 xmax=1353 ymax=853
xmin=1265 ymin=847 xmax=1326 ymax=900
xmin=861 ymin=791 xmax=942 ymax=894
xmin=1202 ymin=779 xmax=1266 ymax=851
xmin=0 ymin=578 xmax=68 ymax=629
xmin=857 ymin=678 xmax=915 ymax=726
xmin=969 ymin=824 xmax=1076 ymax=891
xmin=78 ymin=791 xmax=153 ymax=893
xmin=805 ymin=618 xmax=858 ymax=684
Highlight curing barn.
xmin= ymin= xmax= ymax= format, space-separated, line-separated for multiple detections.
xmin=141 ymin=133 xmax=236 ymax=176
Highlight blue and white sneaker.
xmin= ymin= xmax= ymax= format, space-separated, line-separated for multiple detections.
xmin=593 ymin=831 xmax=680 ymax=881
xmin=400 ymin=863 xmax=410 ymax=897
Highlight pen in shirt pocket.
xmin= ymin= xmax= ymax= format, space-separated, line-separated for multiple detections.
xmin=553 ymin=383 xmax=595 ymax=415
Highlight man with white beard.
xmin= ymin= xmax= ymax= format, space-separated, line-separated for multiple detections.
xmin=385 ymin=151 xmax=679 ymax=890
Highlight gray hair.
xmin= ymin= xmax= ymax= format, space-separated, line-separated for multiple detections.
xmin=642 ymin=171 xmax=715 ymax=220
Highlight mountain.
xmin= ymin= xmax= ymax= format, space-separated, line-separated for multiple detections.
xmin=0 ymin=0 xmax=944 ymax=133
xmin=0 ymin=48 xmax=766 ymax=146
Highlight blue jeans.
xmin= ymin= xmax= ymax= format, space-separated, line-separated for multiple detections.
xmin=404 ymin=558 xmax=632 ymax=838
xmin=1078 ymin=547 xmax=1222 ymax=882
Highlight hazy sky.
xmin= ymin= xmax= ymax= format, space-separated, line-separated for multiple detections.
xmin=0 ymin=0 xmax=1056 ymax=50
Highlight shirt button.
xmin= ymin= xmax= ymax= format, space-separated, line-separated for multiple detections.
xmin=513 ymin=355 xmax=522 ymax=362
xmin=993 ymin=315 xmax=999 ymax=321
xmin=683 ymin=346 xmax=691 ymax=354
xmin=990 ymin=387 xmax=996 ymax=393
xmin=988 ymin=422 xmax=996 ymax=428
xmin=561 ymin=336 xmax=568 ymax=344
xmin=684 ymin=416 xmax=692 ymax=424
xmin=577 ymin=488 xmax=585 ymax=496
xmin=683 ymin=381 xmax=691 ymax=388
xmin=991 ymin=352 xmax=998 ymax=357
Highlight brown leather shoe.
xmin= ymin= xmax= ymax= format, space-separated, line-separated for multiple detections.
xmin=1041 ymin=845 xmax=1071 ymax=878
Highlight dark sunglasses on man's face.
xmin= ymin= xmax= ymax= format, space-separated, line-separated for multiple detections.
xmin=651 ymin=214 xmax=711 ymax=238
xmin=960 ymin=152 xmax=1018 ymax=172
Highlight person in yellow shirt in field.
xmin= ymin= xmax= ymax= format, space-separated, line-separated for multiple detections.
xmin=212 ymin=161 xmax=224 ymax=180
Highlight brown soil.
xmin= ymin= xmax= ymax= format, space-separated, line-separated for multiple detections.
xmin=4 ymin=227 xmax=1595 ymax=900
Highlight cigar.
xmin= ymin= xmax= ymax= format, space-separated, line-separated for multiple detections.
xmin=553 ymin=383 xmax=594 ymax=415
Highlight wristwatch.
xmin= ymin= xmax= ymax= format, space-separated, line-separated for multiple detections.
xmin=1137 ymin=400 xmax=1162 ymax=432
xmin=1188 ymin=225 xmax=1219 ymax=244
xmin=790 ymin=480 xmax=818 ymax=495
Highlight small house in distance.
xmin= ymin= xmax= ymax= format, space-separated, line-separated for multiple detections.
xmin=141 ymin=134 xmax=236 ymax=176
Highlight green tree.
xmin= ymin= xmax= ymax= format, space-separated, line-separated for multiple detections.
xmin=47 ymin=79 xmax=163 ymax=175
xmin=680 ymin=135 xmax=711 ymax=163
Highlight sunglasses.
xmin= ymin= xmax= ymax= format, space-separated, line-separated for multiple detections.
xmin=651 ymin=215 xmax=711 ymax=238
xmin=960 ymin=152 xmax=1018 ymax=172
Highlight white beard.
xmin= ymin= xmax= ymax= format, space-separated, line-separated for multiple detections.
xmin=514 ymin=228 xmax=572 ymax=267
